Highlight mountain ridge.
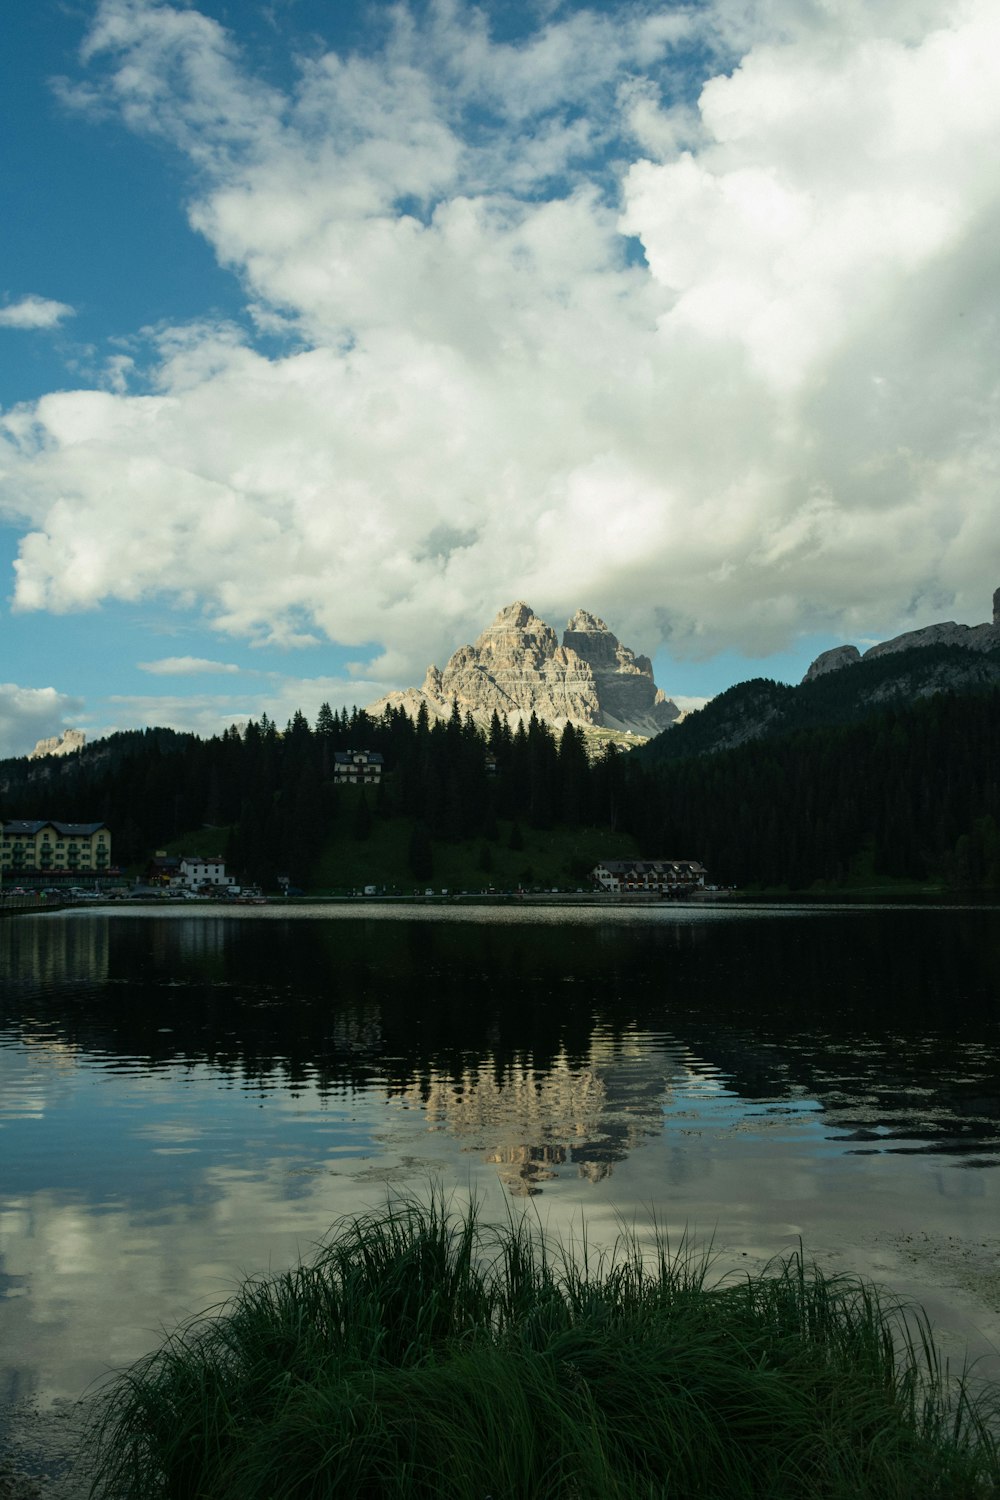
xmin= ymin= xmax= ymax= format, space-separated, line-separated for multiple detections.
xmin=637 ymin=585 xmax=1000 ymax=764
xmin=803 ymin=586 xmax=1000 ymax=680
xmin=641 ymin=640 xmax=1000 ymax=764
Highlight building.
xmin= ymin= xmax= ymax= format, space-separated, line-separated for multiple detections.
xmin=333 ymin=750 xmax=384 ymax=784
xmin=0 ymin=820 xmax=112 ymax=882
xmin=174 ymin=856 xmax=234 ymax=892
xmin=147 ymin=853 xmax=181 ymax=886
xmin=591 ymin=859 xmax=707 ymax=894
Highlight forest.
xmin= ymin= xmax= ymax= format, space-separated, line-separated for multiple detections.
xmin=2 ymin=683 xmax=999 ymax=891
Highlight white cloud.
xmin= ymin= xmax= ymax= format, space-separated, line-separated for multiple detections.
xmin=671 ymin=695 xmax=713 ymax=717
xmin=0 ymin=684 xmax=85 ymax=760
xmin=0 ymin=295 xmax=75 ymax=331
xmin=138 ymin=656 xmax=241 ymax=675
xmin=107 ymin=672 xmax=388 ymax=738
xmin=2 ymin=0 xmax=999 ymax=692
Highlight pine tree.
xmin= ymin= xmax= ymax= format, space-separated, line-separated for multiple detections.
xmin=351 ymin=789 xmax=373 ymax=842
xmin=408 ymin=821 xmax=433 ymax=880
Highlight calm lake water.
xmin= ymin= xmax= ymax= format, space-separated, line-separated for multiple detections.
xmin=2 ymin=903 xmax=1000 ymax=1486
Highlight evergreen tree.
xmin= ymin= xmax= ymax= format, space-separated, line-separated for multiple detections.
xmin=408 ymin=821 xmax=433 ymax=880
xmin=351 ymin=790 xmax=373 ymax=842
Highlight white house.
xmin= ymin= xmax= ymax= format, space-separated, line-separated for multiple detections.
xmin=333 ymin=750 xmax=384 ymax=784
xmin=174 ymin=856 xmax=235 ymax=892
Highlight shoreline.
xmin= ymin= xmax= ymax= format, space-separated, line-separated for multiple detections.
xmin=3 ymin=1218 xmax=999 ymax=1499
xmin=7 ymin=887 xmax=1000 ymax=917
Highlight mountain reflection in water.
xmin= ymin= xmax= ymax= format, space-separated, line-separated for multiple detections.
xmin=3 ymin=906 xmax=999 ymax=1170
xmin=2 ymin=904 xmax=1000 ymax=1437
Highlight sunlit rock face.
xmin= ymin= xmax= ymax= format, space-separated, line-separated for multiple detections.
xmin=369 ymin=602 xmax=680 ymax=736
xmin=562 ymin=608 xmax=679 ymax=734
xmin=27 ymin=729 xmax=86 ymax=761
xmin=802 ymin=586 xmax=1000 ymax=684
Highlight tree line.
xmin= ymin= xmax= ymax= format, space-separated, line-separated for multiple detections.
xmin=2 ymin=686 xmax=999 ymax=890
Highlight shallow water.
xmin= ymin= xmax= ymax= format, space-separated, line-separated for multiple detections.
xmin=2 ymin=903 xmax=1000 ymax=1489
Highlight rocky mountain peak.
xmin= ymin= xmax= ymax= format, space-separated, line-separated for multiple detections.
xmin=469 ymin=603 xmax=559 ymax=667
xmin=487 ymin=601 xmax=540 ymax=630
xmin=562 ymin=610 xmax=620 ymax=668
xmin=565 ymin=608 xmax=607 ymax=634
xmin=369 ymin=603 xmax=680 ymax=738
xmin=802 ymin=586 xmax=1000 ymax=684
xmin=27 ymin=728 xmax=87 ymax=761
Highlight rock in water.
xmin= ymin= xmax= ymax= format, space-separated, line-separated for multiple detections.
xmin=369 ymin=602 xmax=679 ymax=737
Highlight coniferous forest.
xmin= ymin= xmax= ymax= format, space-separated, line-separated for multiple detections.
xmin=2 ymin=684 xmax=999 ymax=891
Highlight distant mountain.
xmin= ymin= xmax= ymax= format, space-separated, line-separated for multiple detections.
xmin=641 ymin=641 xmax=1000 ymax=764
xmin=368 ymin=601 xmax=680 ymax=738
xmin=0 ymin=727 xmax=196 ymax=796
xmin=803 ymin=586 xmax=1000 ymax=681
xmin=27 ymin=729 xmax=86 ymax=760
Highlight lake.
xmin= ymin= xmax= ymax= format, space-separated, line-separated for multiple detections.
xmin=2 ymin=902 xmax=1000 ymax=1492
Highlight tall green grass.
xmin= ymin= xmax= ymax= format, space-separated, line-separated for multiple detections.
xmin=87 ymin=1197 xmax=1000 ymax=1498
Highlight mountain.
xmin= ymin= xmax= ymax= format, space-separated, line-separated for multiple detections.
xmin=368 ymin=602 xmax=680 ymax=737
xmin=642 ymin=586 xmax=1000 ymax=764
xmin=803 ymin=587 xmax=1000 ymax=680
xmin=27 ymin=729 xmax=87 ymax=760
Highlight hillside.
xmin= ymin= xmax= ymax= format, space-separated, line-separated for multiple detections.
xmin=640 ymin=643 xmax=1000 ymax=764
xmin=4 ymin=654 xmax=1000 ymax=895
xmin=630 ymin=686 xmax=1000 ymax=890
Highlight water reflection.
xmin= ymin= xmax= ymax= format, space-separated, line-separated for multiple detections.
xmin=4 ymin=907 xmax=998 ymax=1163
xmin=2 ymin=916 xmax=109 ymax=987
xmin=2 ymin=906 xmax=1000 ymax=1433
xmin=401 ymin=1032 xmax=693 ymax=1194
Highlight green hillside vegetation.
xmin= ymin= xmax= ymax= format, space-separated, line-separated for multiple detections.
xmin=645 ymin=643 xmax=1000 ymax=763
xmin=3 ymin=669 xmax=999 ymax=894
xmin=308 ymin=792 xmax=638 ymax=892
xmin=632 ymin=688 xmax=1000 ymax=891
xmin=1 ymin=706 xmax=639 ymax=892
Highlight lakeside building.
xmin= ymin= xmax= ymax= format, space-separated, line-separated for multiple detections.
xmin=147 ymin=854 xmax=181 ymax=886
xmin=591 ymin=859 xmax=707 ymax=894
xmin=0 ymin=819 xmax=112 ymax=882
xmin=174 ymin=856 xmax=235 ymax=892
xmin=333 ymin=750 xmax=384 ymax=784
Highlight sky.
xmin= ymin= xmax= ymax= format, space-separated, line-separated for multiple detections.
xmin=1 ymin=0 xmax=998 ymax=759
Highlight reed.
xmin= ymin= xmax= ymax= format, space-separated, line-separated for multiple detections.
xmin=87 ymin=1196 xmax=1000 ymax=1498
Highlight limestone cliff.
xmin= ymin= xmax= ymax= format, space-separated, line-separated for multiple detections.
xmin=369 ymin=602 xmax=679 ymax=737
xmin=802 ymin=587 xmax=1000 ymax=683
xmin=27 ymin=729 xmax=86 ymax=760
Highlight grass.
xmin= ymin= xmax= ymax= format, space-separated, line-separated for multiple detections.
xmin=308 ymin=803 xmax=641 ymax=895
xmin=86 ymin=1197 xmax=1000 ymax=1499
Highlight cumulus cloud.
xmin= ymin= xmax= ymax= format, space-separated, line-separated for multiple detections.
xmin=108 ymin=672 xmax=388 ymax=738
xmin=1 ymin=0 xmax=999 ymax=687
xmin=671 ymin=695 xmax=713 ymax=717
xmin=138 ymin=656 xmax=241 ymax=674
xmin=0 ymin=295 xmax=75 ymax=330
xmin=0 ymin=684 xmax=85 ymax=759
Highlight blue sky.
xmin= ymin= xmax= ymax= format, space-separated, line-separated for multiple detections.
xmin=1 ymin=0 xmax=998 ymax=758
